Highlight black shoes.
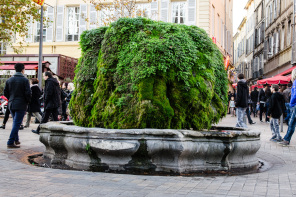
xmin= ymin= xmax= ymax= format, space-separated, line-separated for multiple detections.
xmin=19 ymin=125 xmax=24 ymax=130
xmin=31 ymin=130 xmax=40 ymax=135
xmin=250 ymin=122 xmax=256 ymax=124
xmin=7 ymin=143 xmax=20 ymax=149
xmin=0 ymin=124 xmax=5 ymax=129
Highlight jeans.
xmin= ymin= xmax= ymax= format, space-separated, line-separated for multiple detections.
xmin=284 ymin=106 xmax=296 ymax=142
xmin=246 ymin=107 xmax=253 ymax=124
xmin=7 ymin=110 xmax=26 ymax=145
xmin=236 ymin=107 xmax=247 ymax=128
xmin=36 ymin=108 xmax=59 ymax=132
xmin=285 ymin=103 xmax=291 ymax=122
xmin=25 ymin=112 xmax=42 ymax=127
xmin=270 ymin=118 xmax=281 ymax=140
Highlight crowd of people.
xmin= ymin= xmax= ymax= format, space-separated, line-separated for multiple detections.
xmin=232 ymin=70 xmax=296 ymax=146
xmin=2 ymin=63 xmax=74 ymax=148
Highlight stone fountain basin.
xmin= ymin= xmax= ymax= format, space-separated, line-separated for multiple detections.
xmin=39 ymin=122 xmax=261 ymax=175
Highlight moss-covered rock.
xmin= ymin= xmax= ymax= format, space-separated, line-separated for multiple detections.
xmin=70 ymin=17 xmax=228 ymax=130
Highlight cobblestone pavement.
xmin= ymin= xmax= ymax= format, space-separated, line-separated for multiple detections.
xmin=1 ymin=115 xmax=296 ymax=197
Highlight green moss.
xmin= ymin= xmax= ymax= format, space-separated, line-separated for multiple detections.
xmin=70 ymin=18 xmax=228 ymax=130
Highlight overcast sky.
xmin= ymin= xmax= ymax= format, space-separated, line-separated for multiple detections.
xmin=233 ymin=0 xmax=249 ymax=35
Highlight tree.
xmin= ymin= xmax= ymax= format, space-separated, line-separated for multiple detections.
xmin=0 ymin=0 xmax=42 ymax=53
xmin=85 ymin=0 xmax=156 ymax=26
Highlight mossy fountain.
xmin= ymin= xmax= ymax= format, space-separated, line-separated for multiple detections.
xmin=39 ymin=18 xmax=260 ymax=175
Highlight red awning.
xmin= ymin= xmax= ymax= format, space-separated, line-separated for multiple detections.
xmin=257 ymin=75 xmax=291 ymax=85
xmin=275 ymin=66 xmax=296 ymax=77
xmin=0 ymin=65 xmax=38 ymax=70
xmin=0 ymin=61 xmax=50 ymax=64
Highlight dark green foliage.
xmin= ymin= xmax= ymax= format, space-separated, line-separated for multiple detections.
xmin=70 ymin=18 xmax=228 ymax=130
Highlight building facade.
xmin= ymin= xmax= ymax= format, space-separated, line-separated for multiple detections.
xmin=6 ymin=0 xmax=233 ymax=61
xmin=233 ymin=0 xmax=295 ymax=85
xmin=233 ymin=17 xmax=247 ymax=75
xmin=264 ymin=0 xmax=293 ymax=77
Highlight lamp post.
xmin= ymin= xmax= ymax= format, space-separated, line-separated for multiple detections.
xmin=38 ymin=5 xmax=44 ymax=88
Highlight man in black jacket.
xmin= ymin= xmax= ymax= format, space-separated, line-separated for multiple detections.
xmin=4 ymin=63 xmax=31 ymax=148
xmin=32 ymin=71 xmax=61 ymax=134
xmin=235 ymin=73 xmax=248 ymax=128
xmin=267 ymin=84 xmax=285 ymax=142
xmin=250 ymin=87 xmax=259 ymax=117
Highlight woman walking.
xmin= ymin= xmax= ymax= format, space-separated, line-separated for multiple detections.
xmin=25 ymin=78 xmax=42 ymax=128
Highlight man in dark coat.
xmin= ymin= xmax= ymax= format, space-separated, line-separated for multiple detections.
xmin=32 ymin=71 xmax=61 ymax=134
xmin=4 ymin=63 xmax=31 ymax=148
xmin=250 ymin=87 xmax=259 ymax=117
xmin=235 ymin=73 xmax=248 ymax=128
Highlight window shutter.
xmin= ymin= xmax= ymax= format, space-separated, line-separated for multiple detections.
xmin=56 ymin=6 xmax=64 ymax=42
xmin=264 ymin=39 xmax=267 ymax=59
xmin=26 ymin=17 xmax=33 ymax=43
xmin=80 ymin=4 xmax=88 ymax=36
xmin=260 ymin=22 xmax=264 ymax=43
xmin=89 ymin=5 xmax=97 ymax=29
xmin=187 ymin=0 xmax=196 ymax=25
xmin=151 ymin=1 xmax=159 ymax=20
xmin=160 ymin=0 xmax=168 ymax=22
xmin=46 ymin=6 xmax=54 ymax=42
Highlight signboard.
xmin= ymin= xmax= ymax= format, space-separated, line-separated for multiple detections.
xmin=212 ymin=37 xmax=217 ymax=44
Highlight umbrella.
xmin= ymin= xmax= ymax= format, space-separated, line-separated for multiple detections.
xmin=257 ymin=75 xmax=291 ymax=85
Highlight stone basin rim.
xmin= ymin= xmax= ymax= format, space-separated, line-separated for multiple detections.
xmin=40 ymin=121 xmax=260 ymax=138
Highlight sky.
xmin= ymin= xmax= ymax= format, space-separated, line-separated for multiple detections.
xmin=233 ymin=0 xmax=249 ymax=35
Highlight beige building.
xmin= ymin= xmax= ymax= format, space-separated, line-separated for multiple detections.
xmin=233 ymin=17 xmax=247 ymax=75
xmin=3 ymin=0 xmax=232 ymax=61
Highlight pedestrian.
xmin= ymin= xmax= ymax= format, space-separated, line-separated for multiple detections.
xmin=65 ymin=82 xmax=75 ymax=119
xmin=24 ymin=78 xmax=42 ymax=128
xmin=235 ymin=73 xmax=248 ymax=128
xmin=4 ymin=63 xmax=31 ymax=148
xmin=229 ymin=96 xmax=235 ymax=116
xmin=250 ymin=87 xmax=259 ymax=117
xmin=61 ymin=82 xmax=69 ymax=121
xmin=267 ymin=84 xmax=285 ymax=142
xmin=265 ymin=86 xmax=272 ymax=123
xmin=280 ymin=69 xmax=296 ymax=146
xmin=258 ymin=85 xmax=267 ymax=122
xmin=32 ymin=72 xmax=61 ymax=135
xmin=283 ymin=83 xmax=292 ymax=123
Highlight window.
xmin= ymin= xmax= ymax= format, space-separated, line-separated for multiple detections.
xmin=66 ymin=7 xmax=80 ymax=41
xmin=35 ymin=10 xmax=47 ymax=42
xmin=0 ymin=43 xmax=6 ymax=55
xmin=269 ymin=4 xmax=272 ymax=24
xmin=281 ymin=26 xmax=285 ymax=50
xmin=288 ymin=21 xmax=291 ymax=45
xmin=136 ymin=3 xmax=150 ymax=18
xmin=275 ymin=31 xmax=279 ymax=54
xmin=266 ymin=8 xmax=269 ymax=27
xmin=172 ymin=2 xmax=186 ymax=24
xmin=274 ymin=0 xmax=277 ymax=19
